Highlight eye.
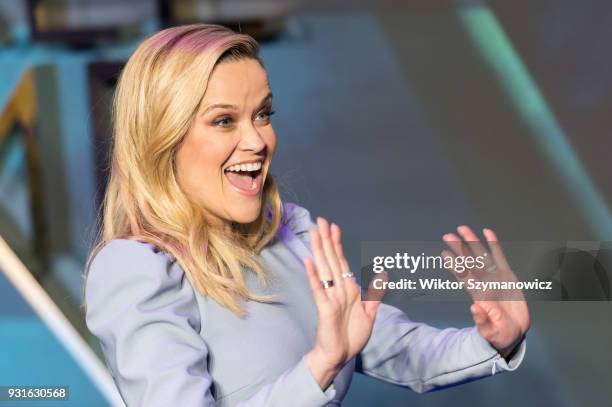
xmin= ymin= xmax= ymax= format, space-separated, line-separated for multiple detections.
xmin=256 ymin=109 xmax=276 ymax=122
xmin=213 ymin=116 xmax=233 ymax=128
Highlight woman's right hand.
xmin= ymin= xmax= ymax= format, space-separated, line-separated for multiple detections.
xmin=303 ymin=217 xmax=385 ymax=390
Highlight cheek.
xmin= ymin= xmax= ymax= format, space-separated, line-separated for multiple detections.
xmin=178 ymin=133 xmax=235 ymax=192
xmin=202 ymin=142 xmax=230 ymax=174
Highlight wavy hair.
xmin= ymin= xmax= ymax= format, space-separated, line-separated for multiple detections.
xmin=85 ymin=24 xmax=283 ymax=316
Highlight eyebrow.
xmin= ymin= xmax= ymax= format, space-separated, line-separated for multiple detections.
xmin=201 ymin=92 xmax=273 ymax=116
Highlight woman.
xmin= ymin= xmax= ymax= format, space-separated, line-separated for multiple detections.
xmin=84 ymin=24 xmax=529 ymax=406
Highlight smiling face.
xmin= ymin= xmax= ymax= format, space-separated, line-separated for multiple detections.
xmin=176 ymin=57 xmax=276 ymax=226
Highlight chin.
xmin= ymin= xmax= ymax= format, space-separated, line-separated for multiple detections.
xmin=229 ymin=201 xmax=262 ymax=224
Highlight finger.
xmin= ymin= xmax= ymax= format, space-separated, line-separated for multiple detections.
xmin=483 ymin=229 xmax=527 ymax=302
xmin=330 ymin=223 xmax=351 ymax=275
xmin=442 ymin=249 xmax=482 ymax=301
xmin=456 ymin=225 xmax=489 ymax=261
xmin=442 ymin=233 xmax=470 ymax=257
xmin=331 ymin=223 xmax=359 ymax=297
xmin=304 ymin=257 xmax=330 ymax=306
xmin=482 ymin=228 xmax=515 ymax=290
xmin=441 ymin=249 xmax=470 ymax=277
xmin=317 ymin=217 xmax=344 ymax=291
xmin=441 ymin=249 xmax=464 ymax=275
xmin=482 ymin=228 xmax=511 ymax=270
xmin=309 ymin=228 xmax=333 ymax=284
xmin=455 ymin=226 xmax=502 ymax=288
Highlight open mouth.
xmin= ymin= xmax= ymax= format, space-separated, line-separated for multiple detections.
xmin=223 ymin=161 xmax=264 ymax=196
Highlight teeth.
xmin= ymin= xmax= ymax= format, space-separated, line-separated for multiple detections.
xmin=225 ymin=161 xmax=262 ymax=173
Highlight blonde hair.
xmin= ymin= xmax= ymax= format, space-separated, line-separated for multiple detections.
xmin=85 ymin=24 xmax=283 ymax=316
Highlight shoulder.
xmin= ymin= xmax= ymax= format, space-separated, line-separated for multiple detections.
xmin=275 ymin=202 xmax=317 ymax=255
xmin=84 ymin=239 xmax=185 ymax=310
xmin=88 ymin=238 xmax=172 ymax=266
xmin=86 ymin=239 xmax=176 ymax=285
xmin=281 ymin=202 xmax=316 ymax=237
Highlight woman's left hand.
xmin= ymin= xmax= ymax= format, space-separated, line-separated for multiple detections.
xmin=442 ymin=226 xmax=530 ymax=360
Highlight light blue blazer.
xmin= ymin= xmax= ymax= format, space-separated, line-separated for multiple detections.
xmin=85 ymin=203 xmax=526 ymax=406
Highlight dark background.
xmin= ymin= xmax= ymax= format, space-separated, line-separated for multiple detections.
xmin=1 ymin=1 xmax=610 ymax=405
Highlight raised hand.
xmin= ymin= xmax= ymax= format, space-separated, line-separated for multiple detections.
xmin=442 ymin=226 xmax=530 ymax=360
xmin=304 ymin=217 xmax=384 ymax=390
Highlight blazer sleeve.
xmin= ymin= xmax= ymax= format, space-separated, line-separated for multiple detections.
xmin=281 ymin=203 xmax=527 ymax=393
xmin=281 ymin=202 xmax=317 ymax=247
xmin=85 ymin=239 xmax=337 ymax=407
xmin=355 ymin=303 xmax=526 ymax=393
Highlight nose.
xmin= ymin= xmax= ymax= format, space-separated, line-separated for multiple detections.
xmin=238 ymin=123 xmax=267 ymax=153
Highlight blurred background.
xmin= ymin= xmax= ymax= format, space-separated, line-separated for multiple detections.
xmin=1 ymin=0 xmax=611 ymax=406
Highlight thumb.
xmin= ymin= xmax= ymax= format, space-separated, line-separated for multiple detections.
xmin=363 ymin=271 xmax=387 ymax=319
xmin=364 ymin=299 xmax=381 ymax=320
xmin=471 ymin=303 xmax=492 ymax=328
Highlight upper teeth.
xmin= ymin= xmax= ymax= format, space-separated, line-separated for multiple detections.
xmin=226 ymin=161 xmax=262 ymax=172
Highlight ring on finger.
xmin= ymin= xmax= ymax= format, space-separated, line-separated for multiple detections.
xmin=341 ymin=272 xmax=354 ymax=279
xmin=321 ymin=279 xmax=334 ymax=289
xmin=486 ymin=264 xmax=498 ymax=273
